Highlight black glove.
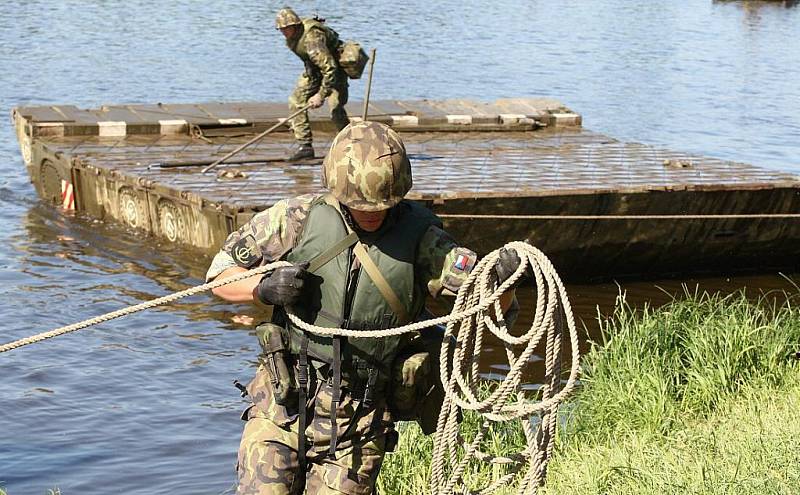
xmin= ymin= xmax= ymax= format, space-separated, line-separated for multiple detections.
xmin=493 ymin=248 xmax=525 ymax=287
xmin=254 ymin=263 xmax=309 ymax=306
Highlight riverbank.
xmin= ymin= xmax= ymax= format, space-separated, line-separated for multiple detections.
xmin=379 ymin=290 xmax=800 ymax=494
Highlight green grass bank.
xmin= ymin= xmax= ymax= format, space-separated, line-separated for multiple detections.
xmin=380 ymin=290 xmax=800 ymax=494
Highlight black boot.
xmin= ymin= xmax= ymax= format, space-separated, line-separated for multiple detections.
xmin=287 ymin=143 xmax=314 ymax=161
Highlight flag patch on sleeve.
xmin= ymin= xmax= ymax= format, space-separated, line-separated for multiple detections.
xmin=451 ymin=248 xmax=476 ymax=273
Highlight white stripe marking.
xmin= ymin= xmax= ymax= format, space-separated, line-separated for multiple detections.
xmin=446 ymin=115 xmax=472 ymax=125
xmin=390 ymin=115 xmax=419 ymax=126
xmin=159 ymin=119 xmax=188 ymax=134
xmin=97 ymin=121 xmax=127 ymax=137
xmin=218 ymin=118 xmax=247 ymax=125
xmin=61 ymin=180 xmax=75 ymax=210
xmin=499 ymin=113 xmax=528 ymax=124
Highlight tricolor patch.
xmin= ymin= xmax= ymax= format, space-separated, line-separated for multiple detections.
xmin=61 ymin=180 xmax=75 ymax=210
xmin=451 ymin=248 xmax=476 ymax=274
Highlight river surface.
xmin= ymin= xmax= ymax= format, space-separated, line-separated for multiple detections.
xmin=1 ymin=1 xmax=799 ymax=493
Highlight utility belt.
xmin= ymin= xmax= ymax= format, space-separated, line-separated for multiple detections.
xmin=257 ymin=323 xmax=388 ymax=405
xmin=309 ymin=358 xmax=387 ymax=404
xmin=257 ymin=321 xmax=393 ymax=464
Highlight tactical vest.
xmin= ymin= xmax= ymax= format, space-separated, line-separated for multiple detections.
xmin=282 ymin=195 xmax=441 ymax=385
xmin=288 ymin=19 xmax=342 ymax=68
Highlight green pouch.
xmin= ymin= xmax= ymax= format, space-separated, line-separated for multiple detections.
xmin=255 ymin=323 xmax=299 ymax=408
xmin=337 ymin=40 xmax=369 ymax=79
xmin=388 ymin=349 xmax=445 ymax=435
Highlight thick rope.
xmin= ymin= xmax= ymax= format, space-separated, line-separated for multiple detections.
xmin=0 ymin=262 xmax=289 ymax=353
xmin=0 ymin=242 xmax=579 ymax=494
xmin=282 ymin=241 xmax=580 ymax=493
xmin=428 ymin=241 xmax=580 ymax=495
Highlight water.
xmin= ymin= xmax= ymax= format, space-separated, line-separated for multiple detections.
xmin=1 ymin=1 xmax=799 ymax=492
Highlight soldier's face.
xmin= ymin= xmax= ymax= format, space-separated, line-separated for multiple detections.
xmin=349 ymin=208 xmax=388 ymax=232
xmin=280 ymin=25 xmax=300 ymax=41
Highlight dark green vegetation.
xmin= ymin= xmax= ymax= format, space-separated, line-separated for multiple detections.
xmin=380 ymin=290 xmax=800 ymax=494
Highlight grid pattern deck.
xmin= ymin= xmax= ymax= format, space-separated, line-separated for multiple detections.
xmin=41 ymin=128 xmax=800 ymax=212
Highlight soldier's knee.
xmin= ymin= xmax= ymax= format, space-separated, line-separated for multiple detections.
xmin=237 ymin=439 xmax=299 ymax=495
xmin=307 ymin=463 xmax=377 ymax=495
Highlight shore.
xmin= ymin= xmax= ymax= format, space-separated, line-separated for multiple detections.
xmin=379 ymin=290 xmax=800 ymax=494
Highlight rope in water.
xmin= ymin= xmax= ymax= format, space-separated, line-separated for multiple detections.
xmin=0 ymin=241 xmax=579 ymax=494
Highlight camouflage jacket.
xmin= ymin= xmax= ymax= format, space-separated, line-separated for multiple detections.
xmin=206 ymin=193 xmax=477 ymax=299
xmin=287 ymin=19 xmax=343 ymax=99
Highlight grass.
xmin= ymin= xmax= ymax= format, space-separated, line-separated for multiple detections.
xmin=377 ymin=395 xmax=527 ymax=495
xmin=544 ymin=290 xmax=800 ymax=494
xmin=379 ymin=290 xmax=800 ymax=495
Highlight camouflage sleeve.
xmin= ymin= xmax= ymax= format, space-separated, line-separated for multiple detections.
xmin=305 ymin=29 xmax=338 ymax=98
xmin=204 ymin=194 xmax=316 ymax=281
xmin=416 ymin=225 xmax=478 ymax=297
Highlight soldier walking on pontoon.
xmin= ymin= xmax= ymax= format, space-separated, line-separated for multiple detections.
xmin=276 ymin=7 xmax=350 ymax=161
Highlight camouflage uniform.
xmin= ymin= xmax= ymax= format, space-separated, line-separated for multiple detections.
xmin=207 ymin=194 xmax=474 ymax=297
xmin=206 ymin=122 xmax=515 ymax=495
xmin=279 ymin=12 xmax=350 ymax=145
xmin=207 ymin=196 xmax=477 ymax=495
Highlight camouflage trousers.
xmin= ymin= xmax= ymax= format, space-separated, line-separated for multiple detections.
xmin=237 ymin=364 xmax=393 ymax=495
xmin=288 ymin=71 xmax=350 ymax=145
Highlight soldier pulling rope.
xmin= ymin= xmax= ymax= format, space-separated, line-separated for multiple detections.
xmin=1 ymin=121 xmax=580 ymax=495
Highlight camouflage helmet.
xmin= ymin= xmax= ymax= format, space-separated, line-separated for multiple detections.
xmin=275 ymin=7 xmax=301 ymax=29
xmin=322 ymin=121 xmax=413 ymax=212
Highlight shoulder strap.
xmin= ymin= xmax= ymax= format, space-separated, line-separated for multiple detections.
xmin=353 ymin=242 xmax=410 ymax=323
xmin=307 ymin=231 xmax=358 ymax=274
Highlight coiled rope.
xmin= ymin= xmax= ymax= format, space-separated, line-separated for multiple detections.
xmin=0 ymin=241 xmax=579 ymax=494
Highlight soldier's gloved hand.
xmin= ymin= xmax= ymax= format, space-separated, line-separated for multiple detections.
xmin=253 ymin=263 xmax=309 ymax=306
xmin=307 ymin=93 xmax=325 ymax=109
xmin=493 ymin=248 xmax=526 ymax=288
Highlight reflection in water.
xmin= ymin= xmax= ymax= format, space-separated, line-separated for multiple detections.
xmin=714 ymin=0 xmax=799 ymax=28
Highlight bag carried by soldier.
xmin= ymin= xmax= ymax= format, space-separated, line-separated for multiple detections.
xmin=255 ymin=323 xmax=299 ymax=408
xmin=337 ymin=41 xmax=369 ymax=79
xmin=388 ymin=325 xmax=450 ymax=435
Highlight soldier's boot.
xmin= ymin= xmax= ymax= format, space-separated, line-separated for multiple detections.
xmin=287 ymin=143 xmax=314 ymax=161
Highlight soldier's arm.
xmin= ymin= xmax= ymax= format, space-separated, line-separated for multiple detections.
xmin=207 ymin=195 xmax=313 ymax=302
xmin=305 ymin=30 xmax=338 ymax=98
xmin=417 ymin=226 xmax=517 ymax=316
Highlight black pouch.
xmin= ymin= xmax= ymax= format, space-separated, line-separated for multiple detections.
xmin=384 ymin=429 xmax=400 ymax=453
xmin=255 ymin=323 xmax=299 ymax=408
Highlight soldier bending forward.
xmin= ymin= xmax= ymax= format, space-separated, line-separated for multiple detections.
xmin=276 ymin=7 xmax=350 ymax=162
